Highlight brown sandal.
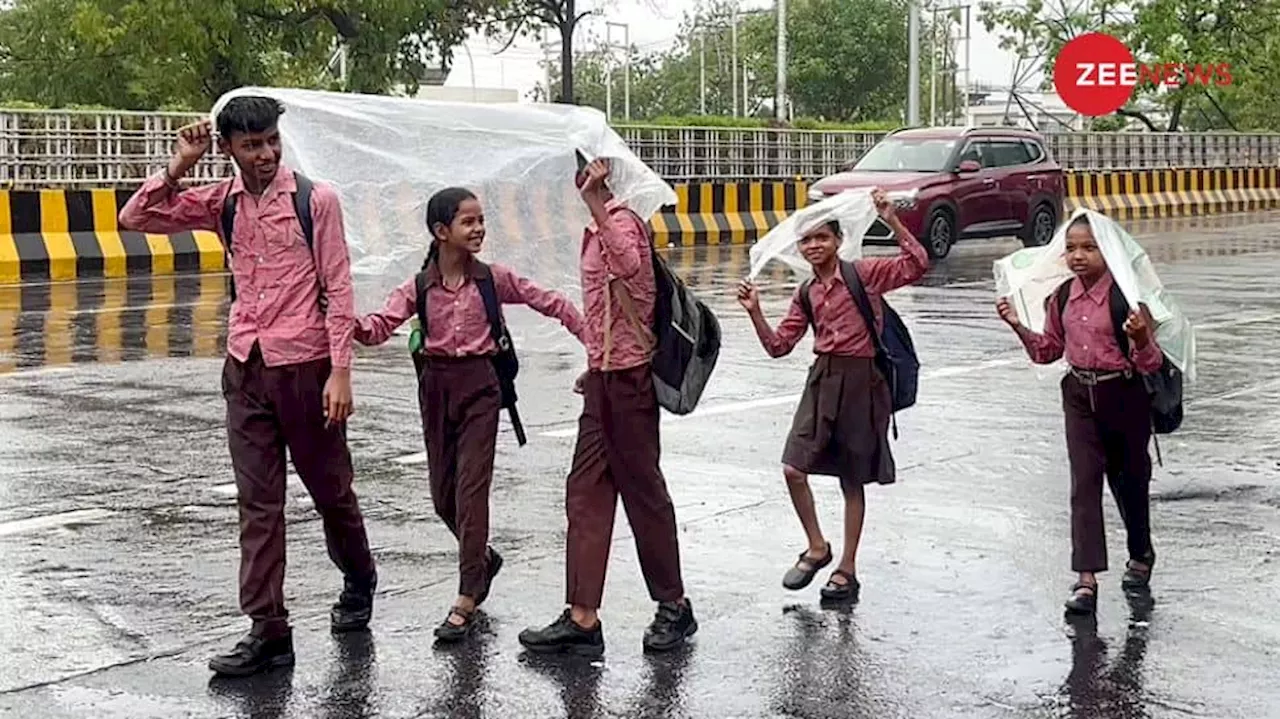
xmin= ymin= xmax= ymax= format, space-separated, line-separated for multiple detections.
xmin=433 ymin=605 xmax=476 ymax=643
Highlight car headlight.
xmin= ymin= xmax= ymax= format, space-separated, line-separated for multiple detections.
xmin=808 ymin=187 xmax=827 ymax=202
xmin=886 ymin=189 xmax=919 ymax=209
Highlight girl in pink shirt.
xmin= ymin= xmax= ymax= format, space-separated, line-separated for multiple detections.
xmin=355 ymin=187 xmax=585 ymax=642
xmin=737 ymin=189 xmax=929 ymax=604
xmin=997 ymin=214 xmax=1163 ymax=616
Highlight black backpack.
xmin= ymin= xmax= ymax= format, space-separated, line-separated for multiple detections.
xmin=611 ymin=212 xmax=722 ymax=415
xmin=413 ymin=261 xmax=526 ymax=446
xmin=1054 ymin=280 xmax=1183 ymax=436
xmin=798 ymin=259 xmax=920 ymax=438
xmin=218 ymin=172 xmax=323 ymax=308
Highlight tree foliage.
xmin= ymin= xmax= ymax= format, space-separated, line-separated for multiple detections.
xmin=0 ymin=0 xmax=501 ymax=109
xmin=978 ymin=0 xmax=1280 ymax=131
xmin=538 ymin=0 xmax=959 ymax=124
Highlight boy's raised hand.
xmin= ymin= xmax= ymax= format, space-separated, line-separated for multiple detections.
xmin=737 ymin=279 xmax=760 ymax=313
xmin=996 ymin=297 xmax=1021 ymax=328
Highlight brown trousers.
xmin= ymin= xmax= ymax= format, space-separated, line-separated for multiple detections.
xmin=1063 ymin=372 xmax=1155 ymax=573
xmin=223 ymin=344 xmax=375 ymax=636
xmin=419 ymin=356 xmax=500 ymax=599
xmin=565 ymin=364 xmax=685 ymax=609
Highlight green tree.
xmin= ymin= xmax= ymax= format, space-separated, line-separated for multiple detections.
xmin=540 ymin=0 xmax=952 ymax=124
xmin=0 ymin=0 xmax=500 ymax=109
xmin=978 ymin=0 xmax=1280 ymax=131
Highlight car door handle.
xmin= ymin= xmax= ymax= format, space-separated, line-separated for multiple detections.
xmin=983 ymin=178 xmax=996 ymax=185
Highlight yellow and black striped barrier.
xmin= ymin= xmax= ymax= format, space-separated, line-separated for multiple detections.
xmin=650 ymin=181 xmax=809 ymax=248
xmin=4 ymin=171 xmax=1280 ymax=285
xmin=1064 ymin=168 xmax=1280 ymax=219
xmin=0 ymin=189 xmax=225 ymax=284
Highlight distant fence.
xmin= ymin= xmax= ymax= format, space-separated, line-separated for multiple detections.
xmin=3 ymin=109 xmax=1280 ymax=188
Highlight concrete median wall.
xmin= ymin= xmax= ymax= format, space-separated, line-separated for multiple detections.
xmin=3 ymin=169 xmax=1280 ymax=283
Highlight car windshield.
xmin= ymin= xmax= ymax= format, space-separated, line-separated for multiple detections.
xmin=853 ymin=138 xmax=958 ymax=172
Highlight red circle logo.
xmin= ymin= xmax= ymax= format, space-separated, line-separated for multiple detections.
xmin=1053 ymin=33 xmax=1137 ymax=116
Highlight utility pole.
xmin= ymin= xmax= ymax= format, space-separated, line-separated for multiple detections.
xmin=930 ymin=1 xmax=938 ymax=124
xmin=699 ymin=27 xmax=707 ymax=114
xmin=776 ymin=0 xmax=787 ymax=121
xmin=908 ymin=0 xmax=920 ymax=125
xmin=731 ymin=9 xmax=740 ymax=116
xmin=606 ymin=21 xmax=631 ymax=120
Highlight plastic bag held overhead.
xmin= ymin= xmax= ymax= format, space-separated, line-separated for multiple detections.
xmin=747 ymin=189 xmax=880 ymax=279
xmin=992 ymin=207 xmax=1197 ymax=381
xmin=209 ymin=87 xmax=676 ymax=351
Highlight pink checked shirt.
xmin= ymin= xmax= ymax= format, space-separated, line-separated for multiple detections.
xmin=754 ymin=237 xmax=930 ymax=358
xmin=355 ymin=261 xmax=584 ymax=355
xmin=119 ymin=168 xmax=356 ymax=369
xmin=580 ymin=199 xmax=656 ymax=371
xmin=1020 ymin=272 xmax=1163 ymax=373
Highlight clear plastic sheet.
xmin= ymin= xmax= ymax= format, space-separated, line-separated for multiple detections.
xmin=210 ymin=87 xmax=676 ymax=351
xmin=747 ymin=189 xmax=880 ymax=280
xmin=993 ymin=207 xmax=1197 ymax=382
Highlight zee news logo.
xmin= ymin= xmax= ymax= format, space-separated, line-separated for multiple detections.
xmin=1074 ymin=62 xmax=1233 ymax=88
xmin=1053 ymin=32 xmax=1234 ymax=116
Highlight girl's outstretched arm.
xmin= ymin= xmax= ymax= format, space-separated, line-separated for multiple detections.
xmin=356 ymin=276 xmax=417 ymax=346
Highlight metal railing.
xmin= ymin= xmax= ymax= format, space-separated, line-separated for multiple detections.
xmin=2 ymin=109 xmax=1280 ymax=188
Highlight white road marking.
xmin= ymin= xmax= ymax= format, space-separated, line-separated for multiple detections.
xmin=0 ymin=508 xmax=115 ymax=537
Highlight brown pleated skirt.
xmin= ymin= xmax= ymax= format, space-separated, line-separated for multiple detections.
xmin=781 ymin=354 xmax=896 ymax=488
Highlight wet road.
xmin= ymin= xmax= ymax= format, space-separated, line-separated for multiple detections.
xmin=2 ymin=214 xmax=1280 ymax=718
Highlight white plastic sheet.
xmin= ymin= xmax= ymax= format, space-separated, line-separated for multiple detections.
xmin=747 ymin=189 xmax=880 ymax=279
xmin=993 ymin=207 xmax=1196 ymax=381
xmin=210 ymin=87 xmax=676 ymax=349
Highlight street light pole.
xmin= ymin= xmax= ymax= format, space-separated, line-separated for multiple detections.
xmin=699 ymin=27 xmax=707 ymax=115
xmin=731 ymin=9 xmax=739 ymax=117
xmin=606 ymin=21 xmax=631 ymax=121
xmin=776 ymin=0 xmax=787 ymax=121
xmin=908 ymin=0 xmax=920 ymax=125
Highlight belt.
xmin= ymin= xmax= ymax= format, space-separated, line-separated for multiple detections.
xmin=1069 ymin=367 xmax=1131 ymax=385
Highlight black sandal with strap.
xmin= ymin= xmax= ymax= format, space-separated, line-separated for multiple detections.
xmin=434 ymin=606 xmax=476 ymax=643
xmin=1121 ymin=556 xmax=1155 ymax=590
xmin=1064 ymin=582 xmax=1098 ymax=615
xmin=782 ymin=542 xmax=833 ymax=590
xmin=819 ymin=569 xmax=860 ymax=602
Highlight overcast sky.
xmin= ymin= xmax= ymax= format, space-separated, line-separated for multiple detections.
xmin=443 ymin=0 xmax=1032 ymax=102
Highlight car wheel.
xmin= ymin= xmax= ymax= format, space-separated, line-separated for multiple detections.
xmin=1022 ymin=203 xmax=1057 ymax=247
xmin=925 ymin=208 xmax=955 ymax=259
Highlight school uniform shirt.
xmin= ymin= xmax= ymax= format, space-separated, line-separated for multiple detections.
xmin=355 ymin=261 xmax=585 ymax=355
xmin=1020 ymin=273 xmax=1163 ymax=373
xmin=577 ymin=197 xmax=656 ymax=372
xmin=119 ymin=168 xmax=356 ymax=369
xmin=754 ymin=239 xmax=929 ymax=358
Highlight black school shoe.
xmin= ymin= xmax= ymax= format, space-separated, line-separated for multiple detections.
xmin=643 ymin=600 xmax=698 ymax=652
xmin=518 ymin=610 xmax=605 ymax=657
xmin=209 ymin=629 xmax=295 ymax=677
xmin=331 ymin=573 xmax=377 ymax=633
xmin=819 ymin=570 xmax=860 ymax=602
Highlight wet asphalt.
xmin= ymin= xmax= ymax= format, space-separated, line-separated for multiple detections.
xmin=1 ymin=214 xmax=1279 ymax=718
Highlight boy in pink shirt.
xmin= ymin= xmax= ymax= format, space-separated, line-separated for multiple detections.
xmin=119 ymin=96 xmax=376 ymax=676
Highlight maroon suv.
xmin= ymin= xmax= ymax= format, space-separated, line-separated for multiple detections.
xmin=808 ymin=126 xmax=1066 ymax=259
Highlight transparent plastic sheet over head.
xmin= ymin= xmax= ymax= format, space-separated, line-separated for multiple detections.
xmin=210 ymin=87 xmax=677 ymax=352
xmin=993 ymin=207 xmax=1197 ymax=382
xmin=747 ymin=189 xmax=880 ymax=280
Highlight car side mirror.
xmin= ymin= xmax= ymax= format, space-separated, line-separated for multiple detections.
xmin=956 ymin=159 xmax=981 ymax=173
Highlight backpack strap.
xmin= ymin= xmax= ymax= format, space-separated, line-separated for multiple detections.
xmin=1107 ymin=281 xmax=1132 ymax=360
xmin=293 ymin=173 xmax=315 ymax=249
xmin=472 ymin=262 xmax=507 ymax=350
xmin=838 ymin=260 xmax=886 ymax=356
xmin=797 ymin=277 xmax=816 ymax=327
xmin=414 ymin=269 xmax=429 ymax=339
